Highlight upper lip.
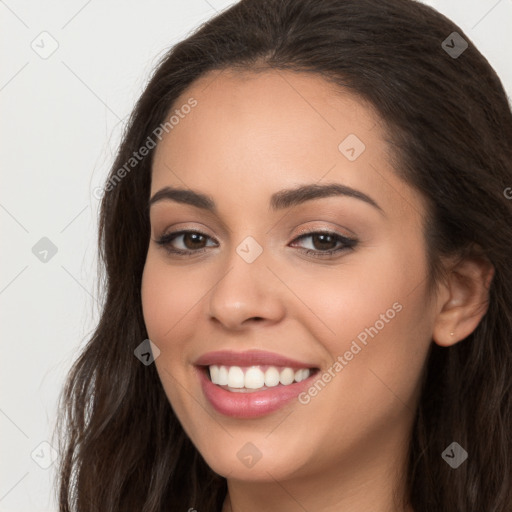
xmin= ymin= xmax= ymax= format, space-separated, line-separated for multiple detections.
xmin=194 ymin=349 xmax=318 ymax=369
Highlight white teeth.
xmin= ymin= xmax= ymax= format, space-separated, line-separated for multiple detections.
xmin=264 ymin=367 xmax=280 ymax=387
xmin=208 ymin=365 xmax=313 ymax=390
xmin=245 ymin=367 xmax=266 ymax=389
xmin=279 ymin=367 xmax=295 ymax=385
xmin=217 ymin=365 xmax=228 ymax=385
xmin=209 ymin=365 xmax=220 ymax=383
xmin=227 ymin=366 xmax=245 ymax=388
xmin=295 ymin=368 xmax=310 ymax=382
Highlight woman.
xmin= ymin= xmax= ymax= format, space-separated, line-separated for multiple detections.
xmin=55 ymin=0 xmax=512 ymax=510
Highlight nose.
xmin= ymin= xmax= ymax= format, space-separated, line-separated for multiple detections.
xmin=207 ymin=245 xmax=286 ymax=331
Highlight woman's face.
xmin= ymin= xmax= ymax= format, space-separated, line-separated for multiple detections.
xmin=141 ymin=69 xmax=437 ymax=485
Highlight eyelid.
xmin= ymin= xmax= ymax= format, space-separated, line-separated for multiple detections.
xmin=292 ymin=223 xmax=355 ymax=239
xmin=154 ymin=222 xmax=217 ymax=240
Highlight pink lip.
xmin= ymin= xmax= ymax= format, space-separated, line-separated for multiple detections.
xmin=196 ymin=367 xmax=318 ymax=418
xmin=194 ymin=349 xmax=317 ymax=369
xmin=194 ymin=350 xmax=319 ymax=419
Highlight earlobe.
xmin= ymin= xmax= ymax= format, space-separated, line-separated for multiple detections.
xmin=432 ymin=253 xmax=494 ymax=347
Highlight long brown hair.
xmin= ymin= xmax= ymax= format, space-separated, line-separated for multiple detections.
xmin=55 ymin=0 xmax=512 ymax=510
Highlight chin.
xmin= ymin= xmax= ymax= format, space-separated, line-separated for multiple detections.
xmin=198 ymin=440 xmax=311 ymax=483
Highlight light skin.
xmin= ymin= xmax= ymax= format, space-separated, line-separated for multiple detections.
xmin=141 ymin=68 xmax=494 ymax=512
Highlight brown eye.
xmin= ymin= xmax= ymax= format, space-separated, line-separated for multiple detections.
xmin=310 ymin=233 xmax=338 ymax=251
xmin=181 ymin=232 xmax=208 ymax=250
xmin=156 ymin=229 xmax=357 ymax=258
xmin=155 ymin=230 xmax=218 ymax=255
xmin=290 ymin=230 xmax=357 ymax=258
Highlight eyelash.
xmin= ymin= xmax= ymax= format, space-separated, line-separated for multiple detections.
xmin=155 ymin=229 xmax=357 ymax=258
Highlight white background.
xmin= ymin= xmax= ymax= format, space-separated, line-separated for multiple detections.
xmin=1 ymin=1 xmax=511 ymax=510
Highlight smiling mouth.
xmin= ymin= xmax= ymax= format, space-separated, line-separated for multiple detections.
xmin=200 ymin=364 xmax=320 ymax=393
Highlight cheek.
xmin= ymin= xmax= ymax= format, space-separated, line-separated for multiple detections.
xmin=286 ymin=240 xmax=428 ymax=343
xmin=140 ymin=255 xmax=199 ymax=424
xmin=141 ymin=254 xmax=205 ymax=342
xmin=283 ymin=253 xmax=432 ymax=465
xmin=288 ymin=239 xmax=433 ymax=403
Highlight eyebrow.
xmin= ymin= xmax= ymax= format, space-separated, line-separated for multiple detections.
xmin=148 ymin=183 xmax=384 ymax=214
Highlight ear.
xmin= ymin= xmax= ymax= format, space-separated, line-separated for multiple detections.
xmin=432 ymin=251 xmax=494 ymax=347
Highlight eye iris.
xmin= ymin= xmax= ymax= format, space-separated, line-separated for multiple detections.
xmin=312 ymin=233 xmax=336 ymax=251
xmin=184 ymin=233 xmax=206 ymax=249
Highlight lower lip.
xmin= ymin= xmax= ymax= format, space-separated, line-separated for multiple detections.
xmin=196 ymin=366 xmax=317 ymax=419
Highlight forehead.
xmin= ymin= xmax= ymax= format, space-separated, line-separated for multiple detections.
xmin=153 ymin=68 xmax=378 ymax=171
xmin=150 ymin=68 xmax=422 ymax=221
